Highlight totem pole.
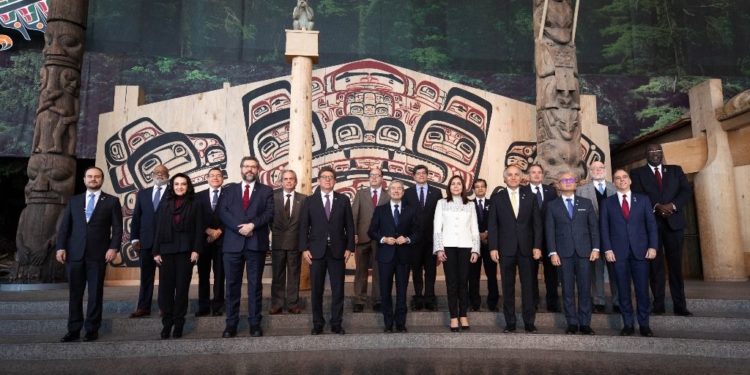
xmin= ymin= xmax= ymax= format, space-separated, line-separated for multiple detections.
xmin=11 ymin=0 xmax=88 ymax=283
xmin=533 ymin=0 xmax=584 ymax=183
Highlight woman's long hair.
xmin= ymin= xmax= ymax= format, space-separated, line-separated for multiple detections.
xmin=166 ymin=173 xmax=196 ymax=200
xmin=446 ymin=175 xmax=469 ymax=204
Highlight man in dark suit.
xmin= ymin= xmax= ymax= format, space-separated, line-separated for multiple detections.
xmin=219 ymin=156 xmax=274 ymax=338
xmin=402 ymin=164 xmax=443 ymax=311
xmin=488 ymin=165 xmax=543 ymax=333
xmin=195 ymin=167 xmax=226 ymax=317
xmin=129 ymin=164 xmax=169 ymax=318
xmin=601 ymin=169 xmax=659 ymax=337
xmin=545 ymin=173 xmax=600 ymax=335
xmin=521 ymin=164 xmax=560 ymax=312
xmin=270 ymin=169 xmax=307 ymax=315
xmin=368 ymin=180 xmax=420 ymax=333
xmin=468 ymin=179 xmax=499 ymax=312
xmin=630 ymin=143 xmax=694 ymax=317
xmin=57 ymin=166 xmax=123 ymax=342
xmin=299 ymin=166 xmax=355 ymax=335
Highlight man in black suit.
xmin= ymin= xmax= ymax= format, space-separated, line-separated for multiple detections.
xmin=468 ymin=179 xmax=499 ymax=312
xmin=630 ymin=143 xmax=694 ymax=317
xmin=195 ymin=167 xmax=226 ymax=317
xmin=402 ymin=165 xmax=443 ymax=311
xmin=129 ymin=164 xmax=169 ymax=318
xmin=522 ymin=164 xmax=560 ymax=312
xmin=368 ymin=180 xmax=420 ymax=333
xmin=219 ymin=156 xmax=275 ymax=338
xmin=270 ymin=169 xmax=307 ymax=315
xmin=488 ymin=165 xmax=543 ymax=333
xmin=299 ymin=166 xmax=355 ymax=335
xmin=545 ymin=173 xmax=600 ymax=335
xmin=57 ymin=166 xmax=123 ymax=342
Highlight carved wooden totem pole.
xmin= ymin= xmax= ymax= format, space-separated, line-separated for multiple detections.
xmin=11 ymin=0 xmax=88 ymax=283
xmin=533 ymin=0 xmax=583 ymax=183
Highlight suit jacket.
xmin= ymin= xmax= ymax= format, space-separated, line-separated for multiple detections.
xmin=600 ymin=192 xmax=659 ymax=261
xmin=545 ymin=195 xmax=599 ymax=258
xmin=368 ymin=203 xmax=420 ymax=264
xmin=298 ymin=188 xmax=355 ymax=260
xmin=197 ymin=187 xmax=226 ymax=246
xmin=219 ymin=182 xmax=275 ymax=253
xmin=57 ymin=192 xmax=123 ymax=262
xmin=487 ymin=188 xmax=542 ymax=257
xmin=472 ymin=197 xmax=491 ymax=233
xmin=130 ymin=186 xmax=170 ymax=249
xmin=630 ymin=164 xmax=693 ymax=231
xmin=152 ymin=196 xmax=205 ymax=255
xmin=576 ymin=180 xmax=616 ymax=214
xmin=352 ymin=186 xmax=389 ymax=244
xmin=271 ymin=190 xmax=308 ymax=251
xmin=521 ymin=184 xmax=557 ymax=249
xmin=402 ymin=184 xmax=443 ymax=243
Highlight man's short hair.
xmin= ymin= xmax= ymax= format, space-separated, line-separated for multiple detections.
xmin=413 ymin=164 xmax=428 ymax=175
xmin=528 ymin=163 xmax=544 ymax=173
xmin=389 ymin=180 xmax=404 ymax=189
xmin=473 ymin=179 xmax=487 ymax=188
xmin=279 ymin=169 xmax=298 ymax=183
xmin=318 ymin=166 xmax=336 ymax=179
xmin=84 ymin=166 xmax=104 ymax=177
xmin=240 ymin=156 xmax=260 ymax=168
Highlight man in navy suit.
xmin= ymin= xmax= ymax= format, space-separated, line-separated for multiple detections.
xmin=630 ymin=143 xmax=694 ymax=317
xmin=219 ymin=156 xmax=274 ymax=338
xmin=402 ymin=165 xmax=443 ymax=311
xmin=129 ymin=164 xmax=170 ymax=318
xmin=57 ymin=166 xmax=123 ymax=342
xmin=368 ymin=180 xmax=420 ymax=333
xmin=468 ymin=179 xmax=499 ymax=312
xmin=545 ymin=173 xmax=600 ymax=335
xmin=601 ymin=169 xmax=659 ymax=337
xmin=195 ymin=167 xmax=226 ymax=317
xmin=299 ymin=166 xmax=355 ymax=335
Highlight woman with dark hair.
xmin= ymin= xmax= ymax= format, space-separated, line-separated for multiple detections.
xmin=153 ymin=173 xmax=204 ymax=339
xmin=434 ymin=175 xmax=480 ymax=332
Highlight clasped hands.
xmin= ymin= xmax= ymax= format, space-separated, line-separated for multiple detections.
xmin=655 ymin=203 xmax=675 ymax=217
xmin=238 ymin=223 xmax=255 ymax=237
xmin=382 ymin=236 xmax=409 ymax=246
xmin=206 ymin=228 xmax=222 ymax=243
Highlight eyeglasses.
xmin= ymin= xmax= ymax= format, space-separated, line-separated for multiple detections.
xmin=319 ymin=175 xmax=336 ymax=181
xmin=414 ymin=171 xmax=427 ymax=176
xmin=647 ymin=150 xmax=663 ymax=155
xmin=560 ymin=178 xmax=576 ymax=184
xmin=369 ymin=174 xmax=382 ymax=178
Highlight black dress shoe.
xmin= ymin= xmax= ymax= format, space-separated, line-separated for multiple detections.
xmin=547 ymin=306 xmax=561 ymax=313
xmin=411 ymin=302 xmax=424 ymax=311
xmin=311 ymin=325 xmax=323 ymax=335
xmin=564 ymin=325 xmax=578 ymax=334
xmin=612 ymin=306 xmax=621 ymax=314
xmin=211 ymin=309 xmax=224 ymax=316
xmin=639 ymin=327 xmax=655 ymax=337
xmin=469 ymin=306 xmax=480 ymax=312
xmin=83 ymin=332 xmax=99 ymax=342
xmin=332 ymin=326 xmax=345 ymax=335
xmin=524 ymin=324 xmax=538 ymax=334
xmin=450 ymin=326 xmax=459 ymax=333
xmin=250 ymin=325 xmax=263 ymax=337
xmin=674 ymin=309 xmax=693 ymax=317
xmin=593 ymin=304 xmax=605 ymax=314
xmin=383 ymin=326 xmax=394 ymax=333
xmin=372 ymin=303 xmax=381 ymax=312
xmin=352 ymin=304 xmax=364 ymax=313
xmin=172 ymin=326 xmax=184 ymax=339
xmin=195 ymin=310 xmax=211 ymax=317
xmin=424 ymin=302 xmax=437 ymax=311
xmin=396 ymin=325 xmax=407 ymax=333
xmin=503 ymin=325 xmax=516 ymax=333
xmin=222 ymin=327 xmax=237 ymax=338
xmin=488 ymin=306 xmax=500 ymax=312
xmin=60 ymin=332 xmax=80 ymax=342
xmin=651 ymin=308 xmax=666 ymax=315
xmin=579 ymin=326 xmax=595 ymax=335
xmin=619 ymin=325 xmax=635 ymax=336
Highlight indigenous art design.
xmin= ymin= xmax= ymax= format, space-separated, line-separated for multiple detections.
xmin=0 ymin=0 xmax=49 ymax=51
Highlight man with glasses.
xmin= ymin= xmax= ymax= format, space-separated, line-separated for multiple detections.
xmin=129 ymin=165 xmax=170 ymax=318
xmin=351 ymin=166 xmax=390 ymax=312
xmin=195 ymin=167 xmax=226 ymax=317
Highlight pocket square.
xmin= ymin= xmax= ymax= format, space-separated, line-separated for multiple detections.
xmin=577 ymin=209 xmax=586 ymax=211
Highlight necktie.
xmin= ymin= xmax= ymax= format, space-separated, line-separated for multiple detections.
xmin=654 ymin=167 xmax=663 ymax=191
xmin=419 ymin=187 xmax=425 ymax=210
xmin=212 ymin=190 xmax=219 ymax=211
xmin=535 ymin=186 xmax=543 ymax=209
xmin=324 ymin=194 xmax=331 ymax=220
xmin=153 ymin=186 xmax=162 ymax=211
xmin=243 ymin=184 xmax=250 ymax=210
xmin=394 ymin=204 xmax=400 ymax=226
xmin=566 ymin=198 xmax=574 ymax=219
xmin=622 ymin=194 xmax=630 ymax=220
xmin=372 ymin=189 xmax=378 ymax=207
xmin=476 ymin=199 xmax=484 ymax=221
xmin=86 ymin=193 xmax=95 ymax=222
xmin=510 ymin=190 xmax=518 ymax=218
xmin=598 ymin=183 xmax=604 ymax=195
xmin=285 ymin=194 xmax=292 ymax=218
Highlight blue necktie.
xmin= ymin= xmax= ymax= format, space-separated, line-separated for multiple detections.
xmin=598 ymin=183 xmax=604 ymax=195
xmin=419 ymin=187 xmax=425 ymax=210
xmin=153 ymin=186 xmax=162 ymax=211
xmin=394 ymin=204 xmax=400 ymax=226
xmin=212 ymin=189 xmax=219 ymax=211
xmin=566 ymin=198 xmax=574 ymax=219
xmin=535 ymin=187 xmax=543 ymax=209
xmin=86 ymin=193 xmax=95 ymax=222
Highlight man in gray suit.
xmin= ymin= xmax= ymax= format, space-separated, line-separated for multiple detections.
xmin=351 ymin=166 xmax=390 ymax=312
xmin=576 ymin=161 xmax=619 ymax=314
xmin=270 ymin=169 xmax=308 ymax=315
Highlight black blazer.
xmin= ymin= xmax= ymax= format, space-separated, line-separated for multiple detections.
xmin=153 ymin=197 xmax=205 ymax=256
xmin=545 ymin=196 xmax=599 ymax=258
xmin=487 ymin=188 xmax=543 ymax=257
xmin=130 ymin=186 xmax=170 ymax=249
xmin=402 ymin=184 xmax=443 ymax=243
xmin=219 ymin=182 xmax=275 ymax=253
xmin=298 ymin=188 xmax=355 ymax=260
xmin=368 ymin=203 xmax=420 ymax=264
xmin=630 ymin=164 xmax=693 ymax=231
xmin=472 ymin=197 xmax=491 ymax=232
xmin=57 ymin=192 xmax=123 ymax=262
xmin=197 ymin=187 xmax=225 ymax=246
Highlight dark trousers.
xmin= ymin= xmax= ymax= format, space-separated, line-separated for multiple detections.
xmin=310 ymin=246 xmax=345 ymax=328
xmin=410 ymin=239 xmax=436 ymax=304
xmin=159 ymin=252 xmax=193 ymax=329
xmin=443 ymin=247 xmax=471 ymax=319
xmin=354 ymin=241 xmax=380 ymax=305
xmin=271 ymin=249 xmax=301 ymax=310
xmin=379 ymin=257 xmax=410 ymax=328
xmin=532 ymin=249 xmax=560 ymax=310
xmin=468 ymin=243 xmax=499 ymax=309
xmin=224 ymin=250 xmax=266 ymax=327
xmin=197 ymin=242 xmax=225 ymax=313
xmin=499 ymin=252 xmax=536 ymax=327
xmin=650 ymin=225 xmax=686 ymax=311
xmin=136 ymin=247 xmax=161 ymax=311
xmin=559 ymin=255 xmax=592 ymax=326
xmin=66 ymin=260 xmax=106 ymax=334
xmin=614 ymin=254 xmax=650 ymax=328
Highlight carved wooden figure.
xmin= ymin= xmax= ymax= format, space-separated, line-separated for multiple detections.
xmin=293 ymin=0 xmax=315 ymax=31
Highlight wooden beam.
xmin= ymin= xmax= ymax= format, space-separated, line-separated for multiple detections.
xmin=729 ymin=126 xmax=750 ymax=167
xmin=722 ymin=112 xmax=750 ymax=132
xmin=661 ymin=137 xmax=708 ymax=174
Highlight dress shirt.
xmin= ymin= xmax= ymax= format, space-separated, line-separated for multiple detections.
xmin=529 ymin=183 xmax=544 ymax=202
xmin=379 ymin=200 xmax=410 ymax=244
xmin=282 ymin=189 xmax=294 ymax=212
xmin=617 ymin=191 xmax=631 ymax=209
xmin=85 ymin=189 xmax=102 ymax=214
xmin=548 ymin=193 xmax=599 ymax=257
xmin=242 ymin=181 xmax=256 ymax=200
xmin=506 ymin=187 xmax=520 ymax=207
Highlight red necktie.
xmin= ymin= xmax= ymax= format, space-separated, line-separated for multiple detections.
xmin=622 ymin=194 xmax=630 ymax=220
xmin=243 ymin=184 xmax=250 ymax=210
xmin=654 ymin=167 xmax=663 ymax=191
xmin=372 ymin=189 xmax=378 ymax=207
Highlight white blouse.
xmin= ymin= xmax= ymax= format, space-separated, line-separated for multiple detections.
xmin=433 ymin=197 xmax=480 ymax=254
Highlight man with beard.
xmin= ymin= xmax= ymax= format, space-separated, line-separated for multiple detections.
xmin=129 ymin=165 xmax=170 ymax=318
xmin=219 ymin=157 xmax=274 ymax=338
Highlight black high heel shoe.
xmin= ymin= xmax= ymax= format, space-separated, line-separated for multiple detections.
xmin=460 ymin=317 xmax=470 ymax=331
xmin=450 ymin=318 xmax=460 ymax=332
